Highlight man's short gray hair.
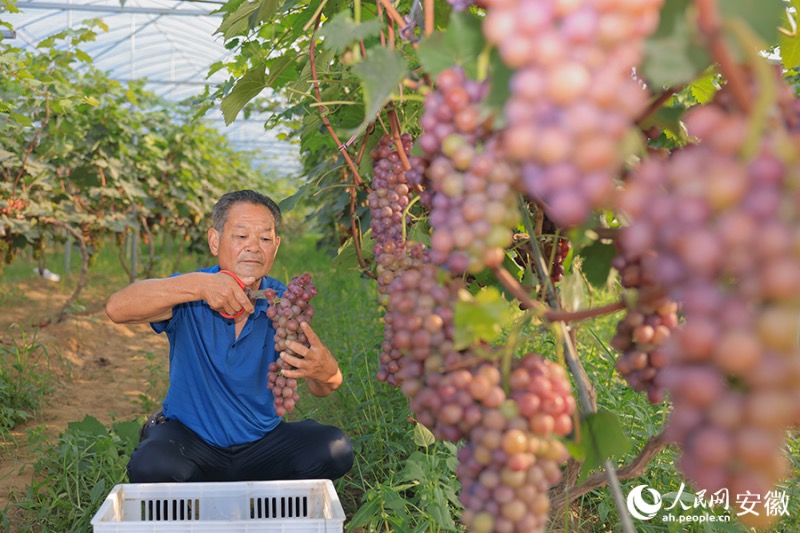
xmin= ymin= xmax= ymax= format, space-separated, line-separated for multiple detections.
xmin=211 ymin=190 xmax=282 ymax=234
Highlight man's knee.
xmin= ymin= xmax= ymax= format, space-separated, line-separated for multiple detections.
xmin=321 ymin=426 xmax=355 ymax=480
xmin=127 ymin=424 xmax=202 ymax=483
xmin=127 ymin=443 xmax=197 ymax=483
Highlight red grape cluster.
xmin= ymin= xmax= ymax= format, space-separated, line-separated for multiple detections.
xmin=368 ymin=133 xmax=418 ymax=252
xmin=482 ymin=0 xmax=663 ymax=227
xmin=457 ymin=354 xmax=575 ymax=533
xmin=618 ymin=79 xmax=800 ymax=527
xmin=0 ymin=197 xmax=28 ymax=218
xmin=426 ymin=136 xmax=521 ymax=273
xmin=419 ymin=67 xmax=521 ymax=274
xmin=378 ymin=260 xmax=462 ymax=389
xmin=368 ymin=133 xmax=431 ymax=384
xmin=609 ymin=251 xmax=678 ymax=403
xmin=540 ymin=214 xmax=570 ymax=284
xmin=265 ymin=273 xmax=317 ymax=417
xmin=419 ymin=67 xmax=490 ymax=159
xmin=375 ymin=242 xmax=428 ymax=385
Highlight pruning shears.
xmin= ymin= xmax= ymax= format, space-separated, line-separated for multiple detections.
xmin=219 ymin=269 xmax=275 ymax=318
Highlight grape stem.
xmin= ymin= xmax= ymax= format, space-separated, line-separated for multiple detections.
xmin=695 ymin=0 xmax=752 ymax=113
xmin=489 ymin=264 xmax=543 ymax=313
xmin=517 ymin=196 xmax=636 ymax=533
xmin=636 ymin=86 xmax=680 ymax=127
xmin=347 ymin=168 xmax=378 ymax=279
xmin=309 ymin=17 xmax=366 ymax=187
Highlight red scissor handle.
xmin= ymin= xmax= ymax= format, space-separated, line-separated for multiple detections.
xmin=219 ymin=269 xmax=247 ymax=319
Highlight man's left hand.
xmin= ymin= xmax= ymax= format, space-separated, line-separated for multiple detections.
xmin=280 ymin=322 xmax=342 ymax=396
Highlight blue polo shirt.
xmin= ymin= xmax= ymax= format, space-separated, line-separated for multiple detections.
xmin=151 ymin=265 xmax=286 ymax=447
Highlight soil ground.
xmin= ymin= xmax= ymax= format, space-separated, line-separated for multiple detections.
xmin=0 ymin=277 xmax=169 ymax=508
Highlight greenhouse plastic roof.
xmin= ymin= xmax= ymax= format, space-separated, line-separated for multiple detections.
xmin=3 ymin=0 xmax=302 ymax=176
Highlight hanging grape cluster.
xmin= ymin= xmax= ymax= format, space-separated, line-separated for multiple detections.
xmin=540 ymin=214 xmax=571 ymax=284
xmin=420 ymin=67 xmax=521 ymax=273
xmin=482 ymin=0 xmax=664 ymax=227
xmin=369 ymin=134 xmax=430 ymax=385
xmin=618 ymin=77 xmax=800 ymax=527
xmin=609 ymin=250 xmax=679 ymax=404
xmin=266 ymin=273 xmax=317 ymax=417
xmin=457 ymin=354 xmax=575 ymax=533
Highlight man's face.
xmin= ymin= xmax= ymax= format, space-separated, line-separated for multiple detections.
xmin=208 ymin=202 xmax=281 ymax=284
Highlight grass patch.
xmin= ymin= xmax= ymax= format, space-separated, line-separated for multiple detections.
xmin=3 ymin=417 xmax=139 ymax=532
xmin=0 ymin=326 xmax=54 ymax=441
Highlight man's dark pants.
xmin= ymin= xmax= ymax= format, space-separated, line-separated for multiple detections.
xmin=127 ymin=417 xmax=354 ymax=483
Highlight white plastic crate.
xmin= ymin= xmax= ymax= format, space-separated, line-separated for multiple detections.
xmin=91 ymin=479 xmax=345 ymax=532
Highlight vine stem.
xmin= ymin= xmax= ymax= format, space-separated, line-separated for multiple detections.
xmin=424 ymin=0 xmax=433 ymax=36
xmin=490 ymin=257 xmax=624 ymax=322
xmin=387 ymin=106 xmax=412 ymax=171
xmin=517 ymin=196 xmax=636 ymax=533
xmin=695 ymin=0 xmax=752 ymax=113
xmin=376 ymin=0 xmax=410 ymax=36
xmin=309 ymin=17 xmax=365 ymax=187
xmin=551 ymin=431 xmax=668 ymax=510
xmin=545 ymin=300 xmax=626 ymax=323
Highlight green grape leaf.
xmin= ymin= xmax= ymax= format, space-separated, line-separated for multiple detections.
xmin=9 ymin=113 xmax=32 ymax=127
xmin=319 ymin=11 xmax=382 ymax=53
xmin=332 ymin=232 xmax=375 ymax=271
xmin=216 ymin=0 xmax=261 ymax=39
xmin=643 ymin=0 xmax=710 ymax=87
xmin=266 ymin=54 xmax=300 ymax=88
xmin=579 ymin=240 xmax=617 ymax=288
xmin=779 ymin=1 xmax=800 ymax=68
xmin=484 ymin=48 xmax=514 ymax=128
xmin=453 ymin=286 xmax=518 ymax=349
xmin=780 ymin=32 xmax=800 ymax=69
xmin=689 ymin=69 xmax=719 ymax=104
xmin=348 ymin=47 xmax=407 ymax=136
xmin=639 ymin=104 xmax=687 ymax=142
xmin=571 ymin=409 xmax=632 ymax=484
xmin=248 ymin=0 xmax=281 ymax=29
xmin=221 ymin=63 xmax=267 ymax=125
xmin=417 ymin=11 xmax=484 ymax=79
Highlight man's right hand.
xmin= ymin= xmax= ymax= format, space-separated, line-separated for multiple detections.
xmin=202 ymin=272 xmax=256 ymax=318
